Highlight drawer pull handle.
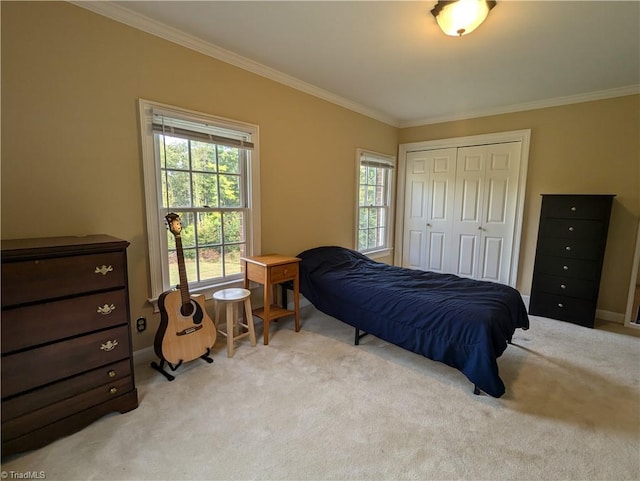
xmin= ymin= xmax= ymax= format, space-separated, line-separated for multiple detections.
xmin=563 ymin=265 xmax=569 ymax=270
xmin=558 ymin=303 xmax=564 ymax=308
xmin=109 ymin=387 xmax=118 ymax=395
xmin=97 ymin=303 xmax=116 ymax=315
xmin=100 ymin=339 xmax=119 ymax=352
xmin=560 ymin=284 xmax=566 ymax=289
xmin=95 ymin=265 xmax=114 ymax=276
xmin=568 ymin=226 xmax=574 ymax=232
xmin=570 ymin=206 xmax=577 ymax=212
xmin=108 ymin=370 xmax=117 ymax=378
xmin=565 ymin=246 xmax=571 ymax=251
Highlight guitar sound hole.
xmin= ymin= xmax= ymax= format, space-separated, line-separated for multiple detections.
xmin=180 ymin=302 xmax=194 ymax=317
xmin=180 ymin=300 xmax=203 ymax=325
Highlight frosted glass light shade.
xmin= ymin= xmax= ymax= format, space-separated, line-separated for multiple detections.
xmin=431 ymin=0 xmax=496 ymax=37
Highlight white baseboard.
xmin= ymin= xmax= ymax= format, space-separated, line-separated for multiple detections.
xmin=596 ymin=309 xmax=625 ymax=324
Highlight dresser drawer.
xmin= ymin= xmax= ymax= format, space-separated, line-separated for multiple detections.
xmin=537 ymin=237 xmax=605 ymax=261
xmin=2 ymin=359 xmax=131 ymax=422
xmin=541 ymin=195 xmax=614 ymax=220
xmin=1 ymin=289 xmax=129 ymax=354
xmin=539 ymin=218 xmax=606 ymax=241
xmin=532 ymin=273 xmax=598 ymax=299
xmin=1 ymin=325 xmax=130 ymax=397
xmin=533 ymin=255 xmax=601 ymax=280
xmin=529 ymin=292 xmax=596 ymax=327
xmin=1 ymin=251 xmax=126 ymax=306
xmin=269 ymin=263 xmax=298 ymax=283
xmin=2 ymin=376 xmax=134 ymax=442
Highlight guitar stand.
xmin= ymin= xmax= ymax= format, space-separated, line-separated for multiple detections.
xmin=151 ymin=348 xmax=213 ymax=382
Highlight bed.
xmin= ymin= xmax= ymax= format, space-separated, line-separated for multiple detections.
xmin=297 ymin=246 xmax=529 ymax=397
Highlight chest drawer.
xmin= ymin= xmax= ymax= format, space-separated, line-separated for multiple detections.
xmin=529 ymin=292 xmax=596 ymax=327
xmin=269 ymin=262 xmax=299 ymax=283
xmin=541 ymin=195 xmax=613 ymax=220
xmin=1 ymin=325 xmax=130 ymax=398
xmin=2 ymin=376 xmax=134 ymax=442
xmin=532 ymin=273 xmax=598 ymax=299
xmin=539 ymin=218 xmax=605 ymax=240
xmin=533 ymin=255 xmax=601 ymax=280
xmin=2 ymin=289 xmax=129 ymax=354
xmin=2 ymin=359 xmax=132 ymax=422
xmin=537 ymin=237 xmax=605 ymax=261
xmin=2 ymin=251 xmax=126 ymax=306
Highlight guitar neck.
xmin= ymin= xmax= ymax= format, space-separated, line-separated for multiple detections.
xmin=174 ymin=234 xmax=191 ymax=306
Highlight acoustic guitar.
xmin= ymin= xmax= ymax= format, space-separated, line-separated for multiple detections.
xmin=154 ymin=213 xmax=217 ymax=366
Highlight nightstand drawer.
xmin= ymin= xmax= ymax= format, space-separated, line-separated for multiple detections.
xmin=270 ymin=263 xmax=298 ymax=283
xmin=529 ymin=292 xmax=596 ymax=327
xmin=533 ymin=255 xmax=601 ymax=280
xmin=539 ymin=218 xmax=605 ymax=240
xmin=537 ymin=237 xmax=604 ymax=260
xmin=1 ymin=325 xmax=130 ymax=398
xmin=2 ymin=251 xmax=126 ymax=306
xmin=532 ymin=274 xmax=598 ymax=299
xmin=1 ymin=289 xmax=129 ymax=354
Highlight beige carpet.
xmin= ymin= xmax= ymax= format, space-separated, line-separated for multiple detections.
xmin=2 ymin=305 xmax=639 ymax=481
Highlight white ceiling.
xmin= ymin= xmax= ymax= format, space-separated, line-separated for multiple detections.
xmin=81 ymin=1 xmax=640 ymax=127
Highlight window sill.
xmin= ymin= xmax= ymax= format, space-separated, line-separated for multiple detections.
xmin=362 ymin=247 xmax=394 ymax=260
xmin=148 ymin=278 xmax=247 ymax=313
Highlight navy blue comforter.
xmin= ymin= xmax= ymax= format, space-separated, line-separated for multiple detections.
xmin=297 ymin=246 xmax=529 ymax=397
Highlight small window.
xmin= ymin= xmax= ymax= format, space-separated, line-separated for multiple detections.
xmin=356 ymin=149 xmax=396 ymax=256
xmin=139 ymin=100 xmax=261 ymax=304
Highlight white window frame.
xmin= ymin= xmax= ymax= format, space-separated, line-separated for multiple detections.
xmin=355 ymin=149 xmax=396 ymax=259
xmin=139 ymin=99 xmax=261 ymax=308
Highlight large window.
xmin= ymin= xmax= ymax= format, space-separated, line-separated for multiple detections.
xmin=139 ymin=100 xmax=260 ymax=304
xmin=356 ymin=149 xmax=395 ymax=256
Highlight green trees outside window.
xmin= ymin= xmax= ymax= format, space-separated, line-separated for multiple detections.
xmin=158 ymin=135 xmax=247 ymax=287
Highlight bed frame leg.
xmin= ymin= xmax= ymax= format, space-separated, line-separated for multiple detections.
xmin=354 ymin=328 xmax=369 ymax=345
xmin=473 ymin=385 xmax=481 ymax=395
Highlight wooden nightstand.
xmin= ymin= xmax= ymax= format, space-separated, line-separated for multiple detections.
xmin=241 ymin=254 xmax=301 ymax=345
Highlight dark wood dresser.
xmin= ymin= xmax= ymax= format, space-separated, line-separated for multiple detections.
xmin=1 ymin=235 xmax=138 ymax=457
xmin=529 ymin=194 xmax=614 ymax=328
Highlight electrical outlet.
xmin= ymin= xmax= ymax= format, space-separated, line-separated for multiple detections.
xmin=136 ymin=317 xmax=146 ymax=332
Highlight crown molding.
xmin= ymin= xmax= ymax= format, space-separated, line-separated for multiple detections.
xmin=70 ymin=2 xmax=638 ymax=131
xmin=399 ymin=84 xmax=640 ymax=128
xmin=71 ymin=1 xmax=400 ymax=127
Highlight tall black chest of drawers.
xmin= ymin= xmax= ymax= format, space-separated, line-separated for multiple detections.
xmin=1 ymin=235 xmax=139 ymax=458
xmin=529 ymin=195 xmax=614 ymax=328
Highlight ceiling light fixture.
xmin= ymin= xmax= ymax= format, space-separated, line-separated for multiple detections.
xmin=431 ymin=0 xmax=496 ymax=37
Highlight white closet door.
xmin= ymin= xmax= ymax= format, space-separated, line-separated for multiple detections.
xmin=451 ymin=142 xmax=521 ymax=284
xmin=402 ymin=148 xmax=457 ymax=272
xmin=451 ymin=146 xmax=485 ymax=279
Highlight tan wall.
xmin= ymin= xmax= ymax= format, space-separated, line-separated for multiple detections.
xmin=1 ymin=2 xmax=398 ymax=350
xmin=399 ymin=95 xmax=640 ymax=315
